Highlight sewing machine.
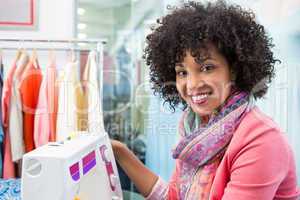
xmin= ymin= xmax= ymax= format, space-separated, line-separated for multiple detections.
xmin=21 ymin=133 xmax=123 ymax=200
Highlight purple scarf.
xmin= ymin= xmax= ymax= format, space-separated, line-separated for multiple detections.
xmin=172 ymin=91 xmax=252 ymax=168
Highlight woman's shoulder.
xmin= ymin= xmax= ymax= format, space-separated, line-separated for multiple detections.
xmin=235 ymin=106 xmax=284 ymax=141
xmin=228 ymin=106 xmax=292 ymax=158
xmin=220 ymin=107 xmax=300 ymax=200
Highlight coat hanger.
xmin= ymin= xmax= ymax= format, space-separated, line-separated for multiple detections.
xmin=21 ymin=45 xmax=27 ymax=55
xmin=48 ymin=47 xmax=56 ymax=66
xmin=71 ymin=47 xmax=76 ymax=63
xmin=14 ymin=40 xmax=26 ymax=63
xmin=14 ymin=48 xmax=22 ymax=63
xmin=15 ymin=48 xmax=29 ymax=80
xmin=68 ymin=41 xmax=77 ymax=63
xmin=31 ymin=48 xmax=40 ymax=69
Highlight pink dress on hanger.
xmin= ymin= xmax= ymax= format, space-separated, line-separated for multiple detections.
xmin=34 ymin=61 xmax=58 ymax=147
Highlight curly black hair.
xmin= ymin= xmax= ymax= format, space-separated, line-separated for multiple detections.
xmin=143 ymin=0 xmax=279 ymax=111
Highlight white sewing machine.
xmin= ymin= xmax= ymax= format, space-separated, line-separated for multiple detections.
xmin=21 ymin=133 xmax=123 ymax=200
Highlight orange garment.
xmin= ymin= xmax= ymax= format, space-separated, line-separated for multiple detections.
xmin=2 ymin=61 xmax=17 ymax=178
xmin=20 ymin=61 xmax=42 ymax=152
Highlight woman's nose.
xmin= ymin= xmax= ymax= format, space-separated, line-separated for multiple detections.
xmin=186 ymin=74 xmax=204 ymax=93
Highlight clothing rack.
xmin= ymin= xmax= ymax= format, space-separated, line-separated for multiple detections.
xmin=0 ymin=38 xmax=106 ymax=111
xmin=0 ymin=38 xmax=106 ymax=43
xmin=0 ymin=48 xmax=92 ymax=52
xmin=0 ymin=38 xmax=106 ymax=51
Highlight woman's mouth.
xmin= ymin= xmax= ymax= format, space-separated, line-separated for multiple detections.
xmin=191 ymin=92 xmax=212 ymax=105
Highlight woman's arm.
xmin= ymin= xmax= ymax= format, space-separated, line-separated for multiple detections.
xmin=111 ymin=140 xmax=159 ymax=197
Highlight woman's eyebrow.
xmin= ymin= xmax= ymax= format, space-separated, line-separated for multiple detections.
xmin=196 ymin=56 xmax=213 ymax=63
xmin=175 ymin=63 xmax=184 ymax=67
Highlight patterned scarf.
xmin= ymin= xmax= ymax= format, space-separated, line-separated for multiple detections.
xmin=171 ymin=91 xmax=253 ymax=199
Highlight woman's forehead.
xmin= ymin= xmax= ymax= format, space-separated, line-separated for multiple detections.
xmin=176 ymin=48 xmax=213 ymax=64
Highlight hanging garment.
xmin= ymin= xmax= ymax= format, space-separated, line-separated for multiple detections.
xmin=2 ymin=58 xmax=18 ymax=178
xmin=56 ymin=61 xmax=79 ymax=141
xmin=75 ymin=82 xmax=88 ymax=131
xmin=0 ymin=54 xmax=4 ymax=178
xmin=9 ymin=52 xmax=29 ymax=161
xmin=82 ymin=51 xmax=105 ymax=134
xmin=34 ymin=60 xmax=58 ymax=147
xmin=76 ymin=60 xmax=88 ymax=131
xmin=19 ymin=58 xmax=42 ymax=152
xmin=48 ymin=64 xmax=58 ymax=142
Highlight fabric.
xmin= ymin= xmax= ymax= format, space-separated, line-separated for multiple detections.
xmin=48 ymin=65 xmax=58 ymax=142
xmin=56 ymin=61 xmax=79 ymax=140
xmin=82 ymin=51 xmax=104 ymax=133
xmin=76 ymin=58 xmax=88 ymax=131
xmin=2 ymin=60 xmax=18 ymax=178
xmin=9 ymin=52 xmax=28 ymax=161
xmin=0 ymin=178 xmax=21 ymax=200
xmin=146 ymin=107 xmax=300 ymax=200
xmin=19 ymin=60 xmax=42 ymax=152
xmin=75 ymin=84 xmax=88 ymax=131
xmin=34 ymin=61 xmax=58 ymax=147
xmin=171 ymin=92 xmax=250 ymax=199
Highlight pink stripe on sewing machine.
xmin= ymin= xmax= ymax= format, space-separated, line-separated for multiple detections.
xmin=82 ymin=151 xmax=96 ymax=166
xmin=69 ymin=162 xmax=80 ymax=181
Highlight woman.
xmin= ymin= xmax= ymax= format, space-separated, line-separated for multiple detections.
xmin=112 ymin=1 xmax=300 ymax=199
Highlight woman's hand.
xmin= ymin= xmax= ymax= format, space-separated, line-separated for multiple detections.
xmin=110 ymin=139 xmax=126 ymax=161
xmin=110 ymin=139 xmax=158 ymax=197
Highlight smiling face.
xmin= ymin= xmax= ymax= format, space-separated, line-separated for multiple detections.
xmin=175 ymin=44 xmax=233 ymax=119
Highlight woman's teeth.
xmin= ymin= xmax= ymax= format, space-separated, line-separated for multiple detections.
xmin=191 ymin=93 xmax=210 ymax=103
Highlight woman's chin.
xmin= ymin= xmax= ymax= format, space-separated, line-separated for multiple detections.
xmin=191 ymin=105 xmax=214 ymax=117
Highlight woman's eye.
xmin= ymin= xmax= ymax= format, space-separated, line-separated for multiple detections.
xmin=176 ymin=71 xmax=187 ymax=76
xmin=201 ymin=64 xmax=214 ymax=72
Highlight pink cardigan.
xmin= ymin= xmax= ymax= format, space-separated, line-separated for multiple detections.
xmin=147 ymin=107 xmax=300 ymax=200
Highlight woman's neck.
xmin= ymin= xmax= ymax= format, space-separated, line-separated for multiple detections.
xmin=201 ymin=115 xmax=210 ymax=126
